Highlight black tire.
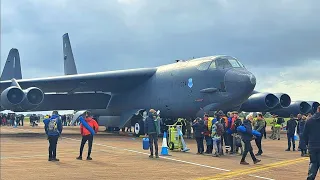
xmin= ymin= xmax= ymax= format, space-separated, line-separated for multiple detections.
xmin=169 ymin=142 xmax=174 ymax=150
xmin=134 ymin=119 xmax=145 ymax=137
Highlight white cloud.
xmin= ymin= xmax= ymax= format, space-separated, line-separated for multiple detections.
xmin=250 ymin=60 xmax=320 ymax=102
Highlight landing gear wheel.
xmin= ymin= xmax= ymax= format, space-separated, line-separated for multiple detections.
xmin=169 ymin=142 xmax=174 ymax=150
xmin=134 ymin=120 xmax=145 ymax=137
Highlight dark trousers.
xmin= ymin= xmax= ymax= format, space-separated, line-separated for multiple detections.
xmin=263 ymin=128 xmax=266 ymax=139
xmin=228 ymin=134 xmax=234 ymax=152
xmin=287 ymin=134 xmax=295 ymax=150
xmin=80 ymin=135 xmax=93 ymax=157
xmin=255 ymin=135 xmax=263 ymax=153
xmin=196 ymin=137 xmax=204 ymax=153
xmin=241 ymin=140 xmax=257 ymax=162
xmin=149 ymin=133 xmax=158 ymax=156
xmin=307 ymin=151 xmax=320 ymax=180
xmin=48 ymin=136 xmax=58 ymax=159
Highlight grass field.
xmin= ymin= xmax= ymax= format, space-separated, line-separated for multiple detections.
xmin=19 ymin=117 xmax=288 ymax=126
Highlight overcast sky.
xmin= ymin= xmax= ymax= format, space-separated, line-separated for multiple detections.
xmin=1 ymin=0 xmax=320 ymax=115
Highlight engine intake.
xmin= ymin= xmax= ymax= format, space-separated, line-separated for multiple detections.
xmin=0 ymin=86 xmax=25 ymax=109
xmin=20 ymin=87 xmax=44 ymax=110
xmin=240 ymin=93 xmax=279 ymax=112
xmin=271 ymin=101 xmax=311 ymax=117
xmin=307 ymin=101 xmax=320 ymax=114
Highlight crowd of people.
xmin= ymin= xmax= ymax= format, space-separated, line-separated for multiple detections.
xmin=190 ymin=109 xmax=320 ymax=166
xmin=4 ymin=106 xmax=320 ymax=179
xmin=191 ymin=111 xmax=263 ymax=164
xmin=1 ymin=113 xmax=26 ymax=126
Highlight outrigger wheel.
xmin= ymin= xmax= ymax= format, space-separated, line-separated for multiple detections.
xmin=134 ymin=119 xmax=145 ymax=137
xmin=169 ymin=142 xmax=174 ymax=150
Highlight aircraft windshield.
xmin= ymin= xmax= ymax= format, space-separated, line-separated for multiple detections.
xmin=216 ymin=57 xmax=244 ymax=69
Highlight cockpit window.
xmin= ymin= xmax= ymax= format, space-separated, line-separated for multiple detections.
xmin=237 ymin=60 xmax=245 ymax=68
xmin=216 ymin=58 xmax=233 ymax=69
xmin=197 ymin=61 xmax=212 ymax=71
xmin=216 ymin=57 xmax=244 ymax=69
xmin=228 ymin=59 xmax=241 ymax=68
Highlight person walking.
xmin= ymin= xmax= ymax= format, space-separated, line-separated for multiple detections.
xmin=76 ymin=111 xmax=99 ymax=160
xmin=285 ymin=114 xmax=298 ymax=151
xmin=43 ymin=111 xmax=63 ymax=161
xmin=144 ymin=109 xmax=160 ymax=158
xmin=240 ymin=113 xmax=261 ymax=165
xmin=303 ymin=106 xmax=320 ymax=180
xmin=254 ymin=113 xmax=265 ymax=156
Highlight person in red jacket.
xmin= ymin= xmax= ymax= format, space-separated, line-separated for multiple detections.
xmin=76 ymin=111 xmax=99 ymax=160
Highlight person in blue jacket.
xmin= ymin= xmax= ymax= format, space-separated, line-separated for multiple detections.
xmin=43 ymin=111 xmax=63 ymax=161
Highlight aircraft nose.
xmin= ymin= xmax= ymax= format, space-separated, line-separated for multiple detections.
xmin=224 ymin=68 xmax=256 ymax=93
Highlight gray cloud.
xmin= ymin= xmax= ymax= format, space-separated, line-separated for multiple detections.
xmin=1 ymin=0 xmax=320 ymax=78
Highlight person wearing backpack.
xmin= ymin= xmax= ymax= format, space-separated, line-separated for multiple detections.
xmin=43 ymin=111 xmax=63 ymax=161
xmin=76 ymin=111 xmax=99 ymax=160
xmin=211 ymin=118 xmax=224 ymax=157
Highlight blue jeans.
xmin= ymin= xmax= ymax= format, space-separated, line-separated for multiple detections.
xmin=287 ymin=134 xmax=295 ymax=150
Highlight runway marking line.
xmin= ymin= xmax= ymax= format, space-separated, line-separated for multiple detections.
xmin=4 ymin=128 xmax=230 ymax=172
xmin=197 ymin=157 xmax=308 ymax=180
xmin=4 ymin=127 xmax=308 ymax=180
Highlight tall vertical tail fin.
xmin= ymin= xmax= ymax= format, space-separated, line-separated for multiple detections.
xmin=63 ymin=33 xmax=78 ymax=75
xmin=1 ymin=48 xmax=22 ymax=81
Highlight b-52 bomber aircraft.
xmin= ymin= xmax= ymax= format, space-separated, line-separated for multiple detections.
xmin=1 ymin=33 xmax=319 ymax=136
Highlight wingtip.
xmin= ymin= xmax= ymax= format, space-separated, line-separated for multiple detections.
xmin=63 ymin=33 xmax=69 ymax=38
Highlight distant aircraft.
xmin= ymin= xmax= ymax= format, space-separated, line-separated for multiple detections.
xmin=1 ymin=33 xmax=318 ymax=136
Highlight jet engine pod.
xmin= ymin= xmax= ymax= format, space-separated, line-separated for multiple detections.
xmin=20 ymin=87 xmax=44 ymax=110
xmin=271 ymin=101 xmax=312 ymax=117
xmin=0 ymin=86 xmax=25 ymax=109
xmin=267 ymin=93 xmax=292 ymax=112
xmin=307 ymin=101 xmax=320 ymax=114
xmin=274 ymin=93 xmax=291 ymax=108
xmin=240 ymin=93 xmax=279 ymax=112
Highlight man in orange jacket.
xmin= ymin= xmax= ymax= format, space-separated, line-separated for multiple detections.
xmin=76 ymin=111 xmax=99 ymax=160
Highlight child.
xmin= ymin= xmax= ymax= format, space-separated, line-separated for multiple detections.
xmin=211 ymin=119 xmax=223 ymax=157
xmin=234 ymin=133 xmax=244 ymax=155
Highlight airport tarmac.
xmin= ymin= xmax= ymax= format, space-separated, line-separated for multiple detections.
xmin=0 ymin=125 xmax=316 ymax=180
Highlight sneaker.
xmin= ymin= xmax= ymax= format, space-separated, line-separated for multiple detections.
xmin=48 ymin=158 xmax=52 ymax=161
xmin=52 ymin=158 xmax=59 ymax=161
xmin=278 ymin=138 xmax=280 ymax=140
xmin=293 ymin=149 xmax=296 ymax=151
xmin=155 ymin=155 xmax=159 ymax=158
xmin=76 ymin=156 xmax=82 ymax=160
xmin=86 ymin=157 xmax=92 ymax=160
xmin=240 ymin=161 xmax=249 ymax=165
xmin=255 ymin=153 xmax=262 ymax=156
xmin=285 ymin=149 xmax=290 ymax=151
xmin=149 ymin=155 xmax=153 ymax=158
xmin=254 ymin=159 xmax=261 ymax=164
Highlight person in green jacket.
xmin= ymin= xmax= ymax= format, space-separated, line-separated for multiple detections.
xmin=254 ymin=113 xmax=265 ymax=156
